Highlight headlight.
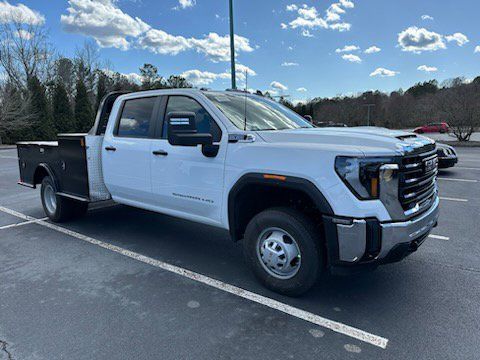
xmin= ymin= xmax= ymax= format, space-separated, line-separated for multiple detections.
xmin=335 ymin=156 xmax=399 ymax=200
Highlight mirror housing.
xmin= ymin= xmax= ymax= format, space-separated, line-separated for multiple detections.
xmin=303 ymin=115 xmax=313 ymax=123
xmin=167 ymin=111 xmax=213 ymax=147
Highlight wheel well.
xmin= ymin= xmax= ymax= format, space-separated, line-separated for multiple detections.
xmin=229 ymin=183 xmax=327 ymax=242
xmin=33 ymin=165 xmax=54 ymax=187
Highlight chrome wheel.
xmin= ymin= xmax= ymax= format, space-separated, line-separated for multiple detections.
xmin=43 ymin=184 xmax=57 ymax=215
xmin=256 ymin=227 xmax=301 ymax=279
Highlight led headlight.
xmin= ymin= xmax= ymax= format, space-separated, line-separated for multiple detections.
xmin=335 ymin=156 xmax=399 ymax=200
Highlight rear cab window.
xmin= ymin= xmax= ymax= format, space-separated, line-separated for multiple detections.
xmin=116 ymin=97 xmax=157 ymax=138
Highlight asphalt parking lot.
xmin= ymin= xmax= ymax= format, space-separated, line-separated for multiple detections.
xmin=1 ymin=147 xmax=480 ymax=360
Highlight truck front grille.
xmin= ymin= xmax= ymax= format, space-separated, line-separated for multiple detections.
xmin=398 ymin=146 xmax=438 ymax=215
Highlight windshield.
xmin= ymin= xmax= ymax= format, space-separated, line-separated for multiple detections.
xmin=205 ymin=92 xmax=313 ymax=131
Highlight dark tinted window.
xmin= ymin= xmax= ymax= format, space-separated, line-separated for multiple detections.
xmin=117 ymin=97 xmax=156 ymax=137
xmin=164 ymin=96 xmax=222 ymax=142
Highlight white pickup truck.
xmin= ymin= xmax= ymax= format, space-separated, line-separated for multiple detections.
xmin=17 ymin=89 xmax=440 ymax=295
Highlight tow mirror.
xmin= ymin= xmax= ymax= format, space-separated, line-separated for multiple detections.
xmin=304 ymin=115 xmax=313 ymax=123
xmin=167 ymin=111 xmax=213 ymax=147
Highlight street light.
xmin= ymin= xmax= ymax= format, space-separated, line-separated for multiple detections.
xmin=229 ymin=0 xmax=236 ymax=90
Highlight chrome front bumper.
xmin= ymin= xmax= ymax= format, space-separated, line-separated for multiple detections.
xmin=330 ymin=195 xmax=439 ymax=264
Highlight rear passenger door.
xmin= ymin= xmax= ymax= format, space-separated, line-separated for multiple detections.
xmin=103 ymin=96 xmax=160 ymax=204
xmin=149 ymin=95 xmax=226 ymax=226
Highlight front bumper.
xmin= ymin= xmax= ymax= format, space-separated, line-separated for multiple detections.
xmin=438 ymin=156 xmax=458 ymax=168
xmin=323 ymin=195 xmax=439 ymax=272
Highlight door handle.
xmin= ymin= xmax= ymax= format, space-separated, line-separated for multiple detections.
xmin=105 ymin=146 xmax=117 ymax=152
xmin=152 ymin=150 xmax=168 ymax=156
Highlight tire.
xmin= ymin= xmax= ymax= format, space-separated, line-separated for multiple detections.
xmin=40 ymin=176 xmax=88 ymax=222
xmin=243 ymin=207 xmax=323 ymax=296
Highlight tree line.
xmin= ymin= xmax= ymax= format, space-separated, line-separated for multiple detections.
xmin=0 ymin=19 xmax=192 ymax=144
xmin=1 ymin=16 xmax=479 ymax=143
xmin=288 ymin=77 xmax=480 ymax=141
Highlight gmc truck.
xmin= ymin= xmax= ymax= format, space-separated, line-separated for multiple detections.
xmin=16 ymin=89 xmax=440 ymax=295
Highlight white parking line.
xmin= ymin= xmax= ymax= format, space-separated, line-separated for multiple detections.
xmin=438 ymin=177 xmax=478 ymax=183
xmin=0 ymin=155 xmax=17 ymax=159
xmin=0 ymin=217 xmax=48 ymax=230
xmin=428 ymin=234 xmax=450 ymax=241
xmin=439 ymin=197 xmax=468 ymax=202
xmin=0 ymin=205 xmax=389 ymax=349
xmin=455 ymin=167 xmax=480 ymax=171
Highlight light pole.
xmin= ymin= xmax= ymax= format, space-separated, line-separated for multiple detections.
xmin=229 ymin=0 xmax=236 ymax=89
xmin=363 ymin=103 xmax=375 ymax=126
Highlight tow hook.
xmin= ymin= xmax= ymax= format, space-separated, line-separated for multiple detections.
xmin=410 ymin=241 xmax=419 ymax=252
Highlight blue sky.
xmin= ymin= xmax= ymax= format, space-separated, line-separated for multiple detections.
xmin=2 ymin=0 xmax=479 ymax=102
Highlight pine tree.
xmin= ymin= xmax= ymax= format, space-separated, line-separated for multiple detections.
xmin=27 ymin=76 xmax=55 ymax=140
xmin=52 ymin=82 xmax=74 ymax=133
xmin=74 ymin=78 xmax=93 ymax=133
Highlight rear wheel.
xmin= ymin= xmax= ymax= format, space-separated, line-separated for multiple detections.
xmin=41 ymin=176 xmax=88 ymax=222
xmin=243 ymin=208 xmax=323 ymax=296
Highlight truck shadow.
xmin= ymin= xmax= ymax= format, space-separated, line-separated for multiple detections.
xmin=64 ymin=203 xmax=425 ymax=324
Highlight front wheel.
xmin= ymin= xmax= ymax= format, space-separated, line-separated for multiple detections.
xmin=41 ymin=176 xmax=88 ymax=222
xmin=243 ymin=208 xmax=324 ymax=296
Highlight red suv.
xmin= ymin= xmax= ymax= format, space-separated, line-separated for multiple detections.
xmin=414 ymin=122 xmax=450 ymax=134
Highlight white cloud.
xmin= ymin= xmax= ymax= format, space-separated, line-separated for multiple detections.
xmin=417 ymin=65 xmax=438 ymax=73
xmin=286 ymin=4 xmax=298 ymax=12
xmin=329 ymin=22 xmax=351 ymax=32
xmin=15 ymin=29 xmax=33 ymax=40
xmin=342 ymin=54 xmax=361 ymax=63
xmin=421 ymin=14 xmax=434 ymax=21
xmin=474 ymin=46 xmax=480 ymax=53
xmin=181 ymin=69 xmax=227 ymax=86
xmin=285 ymin=1 xmax=354 ymax=34
xmin=176 ymin=0 xmax=195 ymax=10
xmin=398 ymin=26 xmax=446 ymax=53
xmin=301 ymin=29 xmax=314 ymax=37
xmin=181 ymin=64 xmax=256 ymax=87
xmin=0 ymin=1 xmax=45 ymax=24
xmin=61 ymin=0 xmax=150 ymax=50
xmin=61 ymin=0 xmax=254 ymax=61
xmin=370 ymin=67 xmax=398 ymax=77
xmin=364 ymin=46 xmax=381 ymax=54
xmin=445 ymin=32 xmax=469 ymax=46
xmin=335 ymin=45 xmax=359 ymax=53
xmin=281 ymin=62 xmax=299 ymax=67
xmin=280 ymin=22 xmax=288 ymax=30
xmin=297 ymin=87 xmax=307 ymax=92
xmin=103 ymin=69 xmax=142 ymax=84
xmin=188 ymin=33 xmax=254 ymax=62
xmin=271 ymin=81 xmax=288 ymax=91
xmin=325 ymin=3 xmax=345 ymax=22
xmin=339 ymin=0 xmax=354 ymax=8
xmin=138 ymin=29 xmax=191 ymax=55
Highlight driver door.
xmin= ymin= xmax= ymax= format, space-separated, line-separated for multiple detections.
xmin=149 ymin=95 xmax=226 ymax=226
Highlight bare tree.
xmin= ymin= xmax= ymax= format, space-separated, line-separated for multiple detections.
xmin=436 ymin=80 xmax=480 ymax=141
xmin=0 ymin=18 xmax=52 ymax=91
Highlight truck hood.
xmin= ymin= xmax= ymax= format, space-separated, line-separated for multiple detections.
xmin=255 ymin=127 xmax=435 ymax=156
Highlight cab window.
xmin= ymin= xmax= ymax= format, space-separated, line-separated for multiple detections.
xmin=116 ymin=97 xmax=157 ymax=138
xmin=163 ymin=96 xmax=222 ymax=142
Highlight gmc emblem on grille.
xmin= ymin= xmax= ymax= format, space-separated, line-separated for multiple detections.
xmin=424 ymin=157 xmax=438 ymax=172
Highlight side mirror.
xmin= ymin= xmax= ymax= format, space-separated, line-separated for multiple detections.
xmin=167 ymin=111 xmax=213 ymax=147
xmin=304 ymin=115 xmax=313 ymax=123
